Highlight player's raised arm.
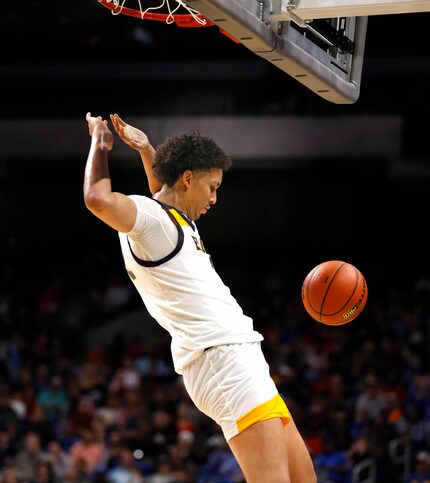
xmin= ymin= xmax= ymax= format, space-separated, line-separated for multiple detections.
xmin=83 ymin=112 xmax=137 ymax=233
xmin=110 ymin=113 xmax=163 ymax=195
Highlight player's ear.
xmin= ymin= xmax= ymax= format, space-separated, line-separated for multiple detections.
xmin=182 ymin=170 xmax=193 ymax=189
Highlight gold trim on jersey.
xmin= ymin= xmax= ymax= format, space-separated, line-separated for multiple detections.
xmin=169 ymin=208 xmax=190 ymax=227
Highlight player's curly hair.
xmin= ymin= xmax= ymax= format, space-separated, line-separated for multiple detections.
xmin=153 ymin=131 xmax=232 ymax=186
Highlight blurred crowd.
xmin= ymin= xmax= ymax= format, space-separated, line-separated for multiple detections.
xmin=0 ymin=245 xmax=429 ymax=483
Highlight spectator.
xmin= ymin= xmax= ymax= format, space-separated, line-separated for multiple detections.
xmin=0 ymin=429 xmax=18 ymax=468
xmin=34 ymin=460 xmax=56 ymax=483
xmin=25 ymin=405 xmax=56 ymax=447
xmin=407 ymin=405 xmax=430 ymax=454
xmin=69 ymin=427 xmax=104 ymax=475
xmin=13 ymin=431 xmax=43 ymax=481
xmin=146 ymin=457 xmax=177 ymax=483
xmin=348 ymin=435 xmax=374 ymax=467
xmin=0 ymin=387 xmax=20 ymax=431
xmin=313 ymin=436 xmax=351 ymax=483
xmin=44 ymin=440 xmax=71 ymax=482
xmin=8 ymin=389 xmax=26 ymax=420
xmin=36 ymin=375 xmax=70 ymax=423
xmin=95 ymin=391 xmax=122 ymax=430
xmin=67 ymin=395 xmax=96 ymax=437
xmin=196 ymin=439 xmax=245 ymax=483
xmin=0 ymin=244 xmax=429 ymax=483
xmin=406 ymin=451 xmax=430 ymax=483
xmin=17 ymin=374 xmax=37 ymax=418
xmin=0 ymin=338 xmax=19 ymax=384
xmin=355 ymin=373 xmax=389 ymax=422
xmin=76 ymin=360 xmax=107 ymax=403
xmin=99 ymin=430 xmax=124 ymax=472
xmin=175 ymin=401 xmax=200 ymax=434
xmin=0 ymin=462 xmax=19 ymax=483
xmin=167 ymin=430 xmax=199 ymax=480
xmin=109 ymin=355 xmax=141 ymax=394
xmin=106 ymin=447 xmax=145 ymax=483
xmin=33 ymin=364 xmax=51 ymax=392
xmin=150 ymin=409 xmax=177 ymax=456
xmin=102 ymin=275 xmax=132 ymax=315
xmin=64 ymin=456 xmax=92 ymax=483
xmin=119 ymin=389 xmax=148 ymax=435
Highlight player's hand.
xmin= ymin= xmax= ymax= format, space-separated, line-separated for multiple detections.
xmin=86 ymin=112 xmax=113 ymax=151
xmin=110 ymin=113 xmax=150 ymax=152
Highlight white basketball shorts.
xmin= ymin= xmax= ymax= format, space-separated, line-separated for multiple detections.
xmin=182 ymin=341 xmax=291 ymax=442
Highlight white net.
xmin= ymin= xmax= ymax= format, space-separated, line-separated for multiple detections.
xmin=100 ymin=0 xmax=208 ymax=25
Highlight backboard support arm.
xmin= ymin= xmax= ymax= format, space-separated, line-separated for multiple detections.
xmin=186 ymin=0 xmax=367 ymax=104
xmin=278 ymin=0 xmax=430 ymax=24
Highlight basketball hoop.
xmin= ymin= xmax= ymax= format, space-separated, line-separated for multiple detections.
xmin=97 ymin=0 xmax=214 ymax=28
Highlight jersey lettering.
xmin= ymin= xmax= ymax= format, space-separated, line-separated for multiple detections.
xmin=191 ymin=235 xmax=206 ymax=253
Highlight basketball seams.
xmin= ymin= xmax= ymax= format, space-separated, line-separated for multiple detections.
xmin=341 ymin=274 xmax=368 ymax=323
xmin=326 ymin=274 xmax=367 ymax=325
xmin=302 ymin=263 xmax=324 ymax=314
xmin=319 ymin=261 xmax=347 ymax=320
xmin=302 ymin=264 xmax=321 ymax=316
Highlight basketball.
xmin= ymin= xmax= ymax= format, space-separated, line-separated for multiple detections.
xmin=301 ymin=260 xmax=368 ymax=325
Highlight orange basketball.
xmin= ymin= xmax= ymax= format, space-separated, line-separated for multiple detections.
xmin=301 ymin=260 xmax=368 ymax=326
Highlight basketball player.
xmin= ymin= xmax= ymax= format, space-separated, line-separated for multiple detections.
xmin=83 ymin=112 xmax=316 ymax=483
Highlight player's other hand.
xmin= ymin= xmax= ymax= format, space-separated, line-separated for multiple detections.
xmin=110 ymin=113 xmax=150 ymax=152
xmin=86 ymin=112 xmax=113 ymax=151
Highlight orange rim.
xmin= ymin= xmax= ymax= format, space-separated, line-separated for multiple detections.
xmin=97 ymin=0 xmax=214 ymax=28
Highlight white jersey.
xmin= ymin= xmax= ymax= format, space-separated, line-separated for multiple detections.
xmin=118 ymin=195 xmax=263 ymax=374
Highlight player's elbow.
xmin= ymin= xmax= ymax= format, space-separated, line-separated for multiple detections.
xmin=84 ymin=190 xmax=109 ymax=214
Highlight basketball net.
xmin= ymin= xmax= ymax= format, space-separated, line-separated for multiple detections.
xmin=98 ymin=0 xmax=211 ymax=28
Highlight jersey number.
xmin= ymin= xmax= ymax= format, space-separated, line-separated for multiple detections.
xmin=192 ymin=236 xmax=206 ymax=253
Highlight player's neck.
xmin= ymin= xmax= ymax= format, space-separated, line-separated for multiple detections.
xmin=153 ymin=186 xmax=189 ymax=217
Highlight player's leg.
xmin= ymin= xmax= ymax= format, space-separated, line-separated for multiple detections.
xmin=283 ymin=417 xmax=317 ymax=483
xmin=228 ymin=416 xmax=316 ymax=483
xmin=228 ymin=417 xmax=291 ymax=482
xmin=182 ymin=343 xmax=315 ymax=482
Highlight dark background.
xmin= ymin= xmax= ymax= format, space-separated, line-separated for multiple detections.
xmin=0 ymin=7 xmax=429 ymax=482
xmin=1 ymin=4 xmax=430 ymax=120
xmin=1 ymin=3 xmax=429 ymax=114
xmin=1 ymin=2 xmax=429 ymax=310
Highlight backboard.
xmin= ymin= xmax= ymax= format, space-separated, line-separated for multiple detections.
xmin=184 ymin=0 xmax=430 ymax=104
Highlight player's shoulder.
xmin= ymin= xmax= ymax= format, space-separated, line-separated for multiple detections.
xmin=120 ymin=195 xmax=164 ymax=237
xmin=128 ymin=193 xmax=153 ymax=202
xmin=128 ymin=194 xmax=159 ymax=209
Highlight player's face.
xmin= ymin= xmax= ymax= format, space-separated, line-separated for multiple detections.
xmin=188 ymin=168 xmax=223 ymax=220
